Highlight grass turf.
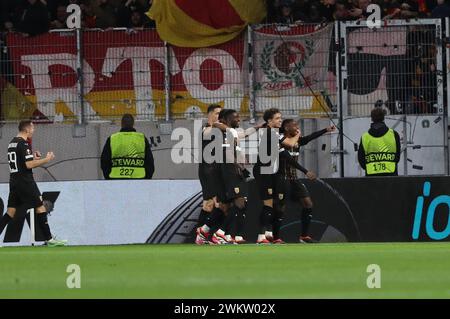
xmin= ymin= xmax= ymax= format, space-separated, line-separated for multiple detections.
xmin=0 ymin=242 xmax=449 ymax=298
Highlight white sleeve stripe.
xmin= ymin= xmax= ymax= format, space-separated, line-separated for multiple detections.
xmin=25 ymin=155 xmax=34 ymax=159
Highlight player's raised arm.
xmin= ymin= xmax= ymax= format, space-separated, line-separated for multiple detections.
xmin=299 ymin=125 xmax=336 ymax=146
xmin=25 ymin=151 xmax=55 ymax=169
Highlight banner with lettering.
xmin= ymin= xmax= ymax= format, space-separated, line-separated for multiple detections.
xmin=3 ymin=29 xmax=247 ymax=121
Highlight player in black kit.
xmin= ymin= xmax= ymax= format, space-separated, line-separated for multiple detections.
xmin=196 ymin=109 xmax=259 ymax=244
xmin=197 ymin=104 xmax=223 ymax=227
xmin=216 ymin=109 xmax=250 ymax=244
xmin=0 ymin=120 xmax=67 ymax=246
xmin=253 ymin=108 xmax=314 ymax=244
xmin=196 ymin=105 xmax=232 ymax=245
xmin=276 ymin=119 xmax=335 ymax=243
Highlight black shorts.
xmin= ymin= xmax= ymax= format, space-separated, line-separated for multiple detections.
xmin=198 ymin=163 xmax=226 ymax=201
xmin=286 ymin=179 xmax=310 ymax=201
xmin=253 ymin=166 xmax=285 ymax=201
xmin=220 ymin=164 xmax=247 ymax=203
xmin=7 ymin=180 xmax=43 ymax=209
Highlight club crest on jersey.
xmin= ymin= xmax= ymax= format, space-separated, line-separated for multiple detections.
xmin=278 ymin=194 xmax=284 ymax=200
xmin=26 ymin=149 xmax=31 ymax=155
xmin=234 ymin=187 xmax=240 ymax=194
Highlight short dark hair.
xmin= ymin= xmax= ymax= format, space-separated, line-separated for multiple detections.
xmin=207 ymin=104 xmax=221 ymax=114
xmin=218 ymin=109 xmax=237 ymax=123
xmin=280 ymin=118 xmax=295 ymax=134
xmin=263 ymin=108 xmax=281 ymax=122
xmin=371 ymin=108 xmax=385 ymax=123
xmin=18 ymin=120 xmax=32 ymax=132
xmin=121 ymin=113 xmax=134 ymax=129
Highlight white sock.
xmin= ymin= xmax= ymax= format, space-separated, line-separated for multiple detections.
xmin=201 ymin=225 xmax=210 ymax=233
xmin=235 ymin=236 xmax=244 ymax=241
xmin=258 ymin=234 xmax=266 ymax=241
xmin=265 ymin=231 xmax=273 ymax=238
xmin=225 ymin=234 xmax=232 ymax=242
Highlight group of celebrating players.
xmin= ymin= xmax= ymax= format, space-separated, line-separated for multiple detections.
xmin=0 ymin=107 xmax=334 ymax=247
xmin=195 ymin=105 xmax=335 ymax=245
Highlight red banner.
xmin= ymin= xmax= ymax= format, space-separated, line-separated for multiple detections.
xmin=3 ymin=29 xmax=246 ymax=121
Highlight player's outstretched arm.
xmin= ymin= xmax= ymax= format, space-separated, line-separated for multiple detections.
xmin=26 ymin=152 xmax=55 ymax=169
xmin=300 ymin=125 xmax=336 ymax=146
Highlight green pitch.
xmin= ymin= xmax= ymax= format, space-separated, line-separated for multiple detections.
xmin=1 ymin=243 xmax=450 ymax=298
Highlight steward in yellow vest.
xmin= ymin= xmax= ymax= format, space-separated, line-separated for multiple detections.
xmin=358 ymin=108 xmax=401 ymax=176
xmin=101 ymin=114 xmax=155 ymax=179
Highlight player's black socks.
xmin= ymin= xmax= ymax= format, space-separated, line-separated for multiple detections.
xmin=0 ymin=213 xmax=12 ymax=235
xmin=222 ymin=210 xmax=234 ymax=235
xmin=198 ymin=209 xmax=210 ymax=227
xmin=36 ymin=212 xmax=52 ymax=241
xmin=272 ymin=211 xmax=284 ymax=240
xmin=301 ymin=208 xmax=313 ymax=237
xmin=260 ymin=205 xmax=273 ymax=232
xmin=234 ymin=207 xmax=246 ymax=237
xmin=206 ymin=207 xmax=225 ymax=232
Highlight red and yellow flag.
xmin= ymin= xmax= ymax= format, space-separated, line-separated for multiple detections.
xmin=147 ymin=0 xmax=266 ymax=47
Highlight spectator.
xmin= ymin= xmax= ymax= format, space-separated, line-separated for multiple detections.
xmin=1 ymin=0 xmax=24 ymax=32
xmin=431 ymin=0 xmax=450 ymax=17
xmin=308 ymin=2 xmax=327 ymax=22
xmin=93 ymin=0 xmax=117 ymax=29
xmin=46 ymin=0 xmax=66 ymax=22
xmin=358 ymin=108 xmax=401 ymax=176
xmin=116 ymin=0 xmax=151 ymax=27
xmin=333 ymin=1 xmax=353 ymax=20
xmin=348 ymin=0 xmax=372 ymax=20
xmin=17 ymin=0 xmax=50 ymax=36
xmin=398 ymin=1 xmax=419 ymax=18
xmin=80 ymin=1 xmax=97 ymax=28
xmin=276 ymin=0 xmax=297 ymax=23
xmin=318 ymin=0 xmax=337 ymax=21
xmin=128 ymin=10 xmax=154 ymax=29
xmin=417 ymin=0 xmax=431 ymax=16
xmin=380 ymin=0 xmax=402 ymax=20
xmin=50 ymin=4 xmax=68 ymax=29
xmin=101 ymin=114 xmax=155 ymax=179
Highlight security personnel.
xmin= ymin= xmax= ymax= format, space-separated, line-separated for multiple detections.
xmin=101 ymin=114 xmax=155 ymax=179
xmin=358 ymin=108 xmax=401 ymax=176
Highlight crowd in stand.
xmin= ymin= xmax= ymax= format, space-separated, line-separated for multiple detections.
xmin=0 ymin=0 xmax=443 ymax=117
xmin=1 ymin=0 xmax=450 ymax=36
xmin=0 ymin=0 xmax=155 ymax=36
xmin=266 ymin=0 xmax=450 ymax=23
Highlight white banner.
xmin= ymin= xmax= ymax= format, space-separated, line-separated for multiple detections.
xmin=0 ymin=180 xmax=201 ymax=246
xmin=254 ymin=25 xmax=333 ymax=113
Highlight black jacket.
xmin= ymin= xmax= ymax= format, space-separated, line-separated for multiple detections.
xmin=18 ymin=1 xmax=49 ymax=36
xmin=358 ymin=122 xmax=401 ymax=176
xmin=101 ymin=128 xmax=155 ymax=179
